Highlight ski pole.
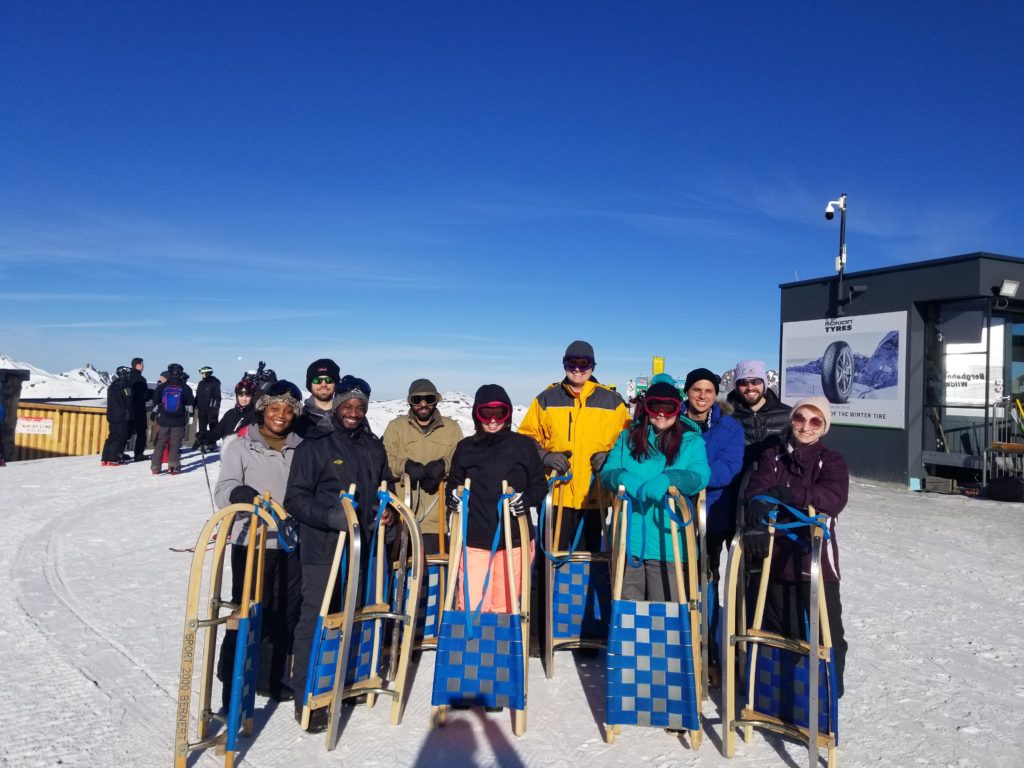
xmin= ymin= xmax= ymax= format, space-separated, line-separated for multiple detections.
xmin=199 ymin=442 xmax=217 ymax=515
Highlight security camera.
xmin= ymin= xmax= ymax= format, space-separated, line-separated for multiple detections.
xmin=825 ymin=203 xmax=835 ymax=220
xmin=825 ymin=195 xmax=846 ymax=221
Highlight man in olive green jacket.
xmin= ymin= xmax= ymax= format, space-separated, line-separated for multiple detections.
xmin=382 ymin=378 xmax=463 ymax=554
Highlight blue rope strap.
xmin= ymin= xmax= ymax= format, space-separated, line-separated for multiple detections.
xmin=537 ymin=473 xmax=587 ymax=566
xmin=258 ymin=497 xmax=297 ymax=553
xmin=459 ymin=488 xmax=515 ymax=636
xmin=750 ymin=494 xmax=832 ymax=546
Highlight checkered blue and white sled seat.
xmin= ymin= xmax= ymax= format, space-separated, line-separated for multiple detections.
xmin=721 ymin=499 xmax=839 ymax=768
xmin=174 ymin=496 xmax=296 ymax=768
xmin=430 ymin=479 xmax=532 ymax=737
xmin=300 ymin=483 xmax=423 ymax=750
xmin=604 ymin=487 xmax=704 ymax=748
xmin=390 ymin=475 xmax=448 ymax=652
xmin=540 ymin=473 xmax=613 ymax=678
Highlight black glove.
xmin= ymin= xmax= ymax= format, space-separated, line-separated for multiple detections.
xmin=419 ymin=459 xmax=446 ymax=494
xmin=542 ymin=450 xmax=572 ymax=474
xmin=229 ymin=485 xmax=260 ymax=505
xmin=405 ymin=459 xmax=427 ymax=485
xmin=767 ymin=484 xmax=791 ymax=506
xmin=508 ymin=492 xmax=527 ymax=517
xmin=590 ymin=451 xmax=608 ymax=474
xmin=744 ymin=497 xmax=777 ymax=529
xmin=743 ymin=526 xmax=770 ymax=561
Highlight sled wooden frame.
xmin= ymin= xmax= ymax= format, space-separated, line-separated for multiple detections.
xmin=398 ymin=474 xmax=448 ymax=652
xmin=302 ymin=483 xmax=424 ymax=751
xmin=721 ymin=504 xmax=838 ymax=768
xmin=542 ymin=478 xmax=613 ymax=678
xmin=174 ymin=497 xmax=287 ymax=768
xmin=430 ymin=479 xmax=532 ymax=736
xmin=603 ymin=486 xmax=703 ymax=749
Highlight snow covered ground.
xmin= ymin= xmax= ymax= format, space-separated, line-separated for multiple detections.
xmin=3 ymin=447 xmax=1022 ymax=768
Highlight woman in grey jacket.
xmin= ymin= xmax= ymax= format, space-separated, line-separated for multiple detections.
xmin=214 ymin=380 xmax=304 ymax=705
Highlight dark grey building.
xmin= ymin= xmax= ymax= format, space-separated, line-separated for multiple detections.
xmin=778 ymin=252 xmax=1024 ymax=489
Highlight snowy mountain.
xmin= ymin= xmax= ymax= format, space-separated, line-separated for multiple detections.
xmin=0 ymin=354 xmax=112 ymax=399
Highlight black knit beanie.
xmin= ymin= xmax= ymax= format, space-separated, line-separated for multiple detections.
xmin=306 ymin=358 xmax=341 ymax=390
xmin=645 ymin=381 xmax=682 ymax=402
xmin=684 ymin=367 xmax=721 ymax=393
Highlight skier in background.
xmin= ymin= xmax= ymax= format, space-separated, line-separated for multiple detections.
xmin=193 ymin=366 xmax=221 ymax=451
xmin=127 ymin=357 xmax=151 ymax=462
xmin=0 ymin=398 xmax=6 ymax=467
xmin=151 ymin=363 xmax=195 ymax=476
xmin=208 ymin=377 xmax=259 ymax=449
xmin=101 ymin=366 xmax=134 ymax=466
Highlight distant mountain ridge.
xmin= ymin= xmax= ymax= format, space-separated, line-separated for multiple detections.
xmin=1 ymin=354 xmax=112 ymax=399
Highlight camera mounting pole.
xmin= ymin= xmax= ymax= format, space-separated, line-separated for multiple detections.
xmin=826 ymin=193 xmax=848 ymax=316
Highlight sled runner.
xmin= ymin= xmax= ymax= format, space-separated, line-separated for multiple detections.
xmin=300 ymin=483 xmax=423 ymax=749
xmin=390 ymin=475 xmax=447 ymax=652
xmin=721 ymin=499 xmax=839 ymax=768
xmin=174 ymin=496 xmax=295 ymax=768
xmin=604 ymin=487 xmax=702 ymax=748
xmin=540 ymin=473 xmax=612 ymax=678
xmin=430 ymin=479 xmax=531 ymax=736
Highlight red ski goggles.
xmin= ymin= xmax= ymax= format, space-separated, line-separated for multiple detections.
xmin=475 ymin=401 xmax=511 ymax=423
xmin=644 ymin=397 xmax=681 ymax=418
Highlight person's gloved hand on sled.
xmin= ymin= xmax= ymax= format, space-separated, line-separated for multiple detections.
xmin=229 ymin=484 xmax=260 ymax=505
xmin=542 ymin=450 xmax=572 ymax=475
xmin=419 ymin=459 xmax=446 ymax=495
xmin=743 ymin=495 xmax=778 ymax=561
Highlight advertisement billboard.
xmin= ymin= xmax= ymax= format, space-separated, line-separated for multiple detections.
xmin=781 ymin=310 xmax=907 ymax=429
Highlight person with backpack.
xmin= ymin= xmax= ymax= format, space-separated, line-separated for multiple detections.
xmin=101 ymin=366 xmax=134 ymax=466
xmin=193 ymin=366 xmax=222 ymax=451
xmin=151 ymin=363 xmax=195 ymax=475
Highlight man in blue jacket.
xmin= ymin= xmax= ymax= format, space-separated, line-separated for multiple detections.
xmin=682 ymin=368 xmax=744 ymax=686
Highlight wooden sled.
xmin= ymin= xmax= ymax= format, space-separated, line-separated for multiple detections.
xmin=430 ymin=479 xmax=532 ymax=736
xmin=300 ymin=483 xmax=423 ymax=750
xmin=391 ymin=475 xmax=448 ymax=652
xmin=541 ymin=474 xmax=613 ymax=678
xmin=174 ymin=496 xmax=293 ymax=768
xmin=722 ymin=501 xmax=839 ymax=768
xmin=603 ymin=486 xmax=703 ymax=749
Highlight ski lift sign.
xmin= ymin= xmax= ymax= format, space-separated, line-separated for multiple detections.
xmin=781 ymin=310 xmax=907 ymax=429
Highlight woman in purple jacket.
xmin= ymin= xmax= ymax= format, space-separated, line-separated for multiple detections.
xmin=743 ymin=395 xmax=848 ymax=696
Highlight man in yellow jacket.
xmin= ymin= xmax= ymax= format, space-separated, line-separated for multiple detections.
xmin=519 ymin=340 xmax=631 ymax=551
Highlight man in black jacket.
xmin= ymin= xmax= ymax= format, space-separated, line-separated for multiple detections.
xmin=284 ymin=375 xmax=388 ymax=731
xmin=101 ymin=366 xmax=134 ymax=466
xmin=193 ymin=366 xmax=222 ymax=451
xmin=151 ymin=363 xmax=195 ymax=475
xmin=725 ymin=360 xmax=792 ymax=468
xmin=127 ymin=357 xmax=151 ymax=462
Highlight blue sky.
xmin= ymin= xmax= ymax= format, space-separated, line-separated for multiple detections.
xmin=2 ymin=3 xmax=1022 ymax=402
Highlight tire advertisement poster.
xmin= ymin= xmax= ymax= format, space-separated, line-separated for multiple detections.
xmin=781 ymin=310 xmax=907 ymax=429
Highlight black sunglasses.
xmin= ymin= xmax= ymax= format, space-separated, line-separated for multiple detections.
xmin=410 ymin=394 xmax=438 ymax=405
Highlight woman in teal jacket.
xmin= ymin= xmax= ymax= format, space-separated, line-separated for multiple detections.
xmin=600 ymin=379 xmax=710 ymax=601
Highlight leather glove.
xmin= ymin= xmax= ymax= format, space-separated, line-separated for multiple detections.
xmin=404 ymin=459 xmax=427 ymax=485
xmin=419 ymin=459 xmax=445 ymax=494
xmin=743 ymin=526 xmax=770 ymax=561
xmin=445 ymin=485 xmax=462 ymax=517
xmin=542 ymin=450 xmax=572 ymax=474
xmin=507 ymin=492 xmax=527 ymax=517
xmin=590 ymin=451 xmax=608 ymax=474
xmin=228 ymin=485 xmax=260 ymax=505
